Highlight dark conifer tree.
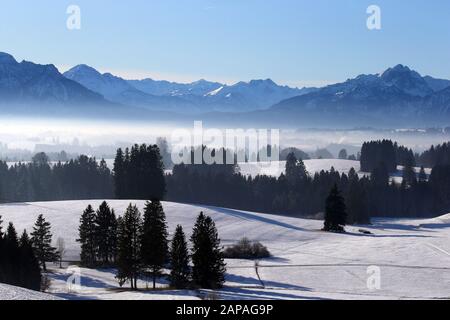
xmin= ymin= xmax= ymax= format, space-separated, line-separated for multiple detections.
xmin=114 ymin=144 xmax=166 ymax=200
xmin=4 ymin=223 xmax=20 ymax=285
xmin=30 ymin=214 xmax=58 ymax=271
xmin=324 ymin=185 xmax=347 ymax=232
xmin=77 ymin=205 xmax=97 ymax=267
xmin=116 ymin=204 xmax=142 ymax=289
xmin=113 ymin=148 xmax=125 ymax=199
xmin=169 ymin=225 xmax=190 ymax=289
xmin=18 ymin=230 xmax=42 ymax=291
xmin=0 ymin=215 xmax=3 ymax=238
xmin=285 ymin=152 xmax=308 ymax=185
xmin=6 ymin=222 xmax=19 ymax=246
xmin=95 ymin=201 xmax=117 ymax=264
xmin=338 ymin=149 xmax=348 ymax=160
xmin=191 ymin=212 xmax=226 ymax=289
xmin=141 ymin=200 xmax=168 ymax=289
xmin=403 ymin=157 xmax=417 ymax=187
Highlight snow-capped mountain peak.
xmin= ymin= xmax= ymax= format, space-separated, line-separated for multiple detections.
xmin=380 ymin=64 xmax=433 ymax=97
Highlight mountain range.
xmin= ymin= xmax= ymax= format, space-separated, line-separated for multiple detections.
xmin=63 ymin=64 xmax=312 ymax=113
xmin=266 ymin=64 xmax=450 ymax=127
xmin=1 ymin=51 xmax=450 ymax=127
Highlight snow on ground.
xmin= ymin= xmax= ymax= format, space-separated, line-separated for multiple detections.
xmin=237 ymin=159 xmax=432 ymax=184
xmin=0 ymin=283 xmax=63 ymax=300
xmin=237 ymin=159 xmax=360 ymax=178
xmin=0 ymin=200 xmax=449 ymax=300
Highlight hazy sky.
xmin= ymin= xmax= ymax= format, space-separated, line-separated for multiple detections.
xmin=0 ymin=0 xmax=449 ymax=87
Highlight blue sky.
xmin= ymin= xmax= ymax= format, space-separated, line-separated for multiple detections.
xmin=0 ymin=0 xmax=449 ymax=87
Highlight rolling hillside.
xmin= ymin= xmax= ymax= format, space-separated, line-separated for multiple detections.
xmin=0 ymin=200 xmax=448 ymax=300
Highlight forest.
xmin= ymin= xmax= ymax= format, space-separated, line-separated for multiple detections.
xmin=1 ymin=141 xmax=450 ymax=221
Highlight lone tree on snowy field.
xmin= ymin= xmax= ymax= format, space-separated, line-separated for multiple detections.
xmin=30 ymin=214 xmax=59 ymax=271
xmin=323 ymin=184 xmax=347 ymax=232
xmin=191 ymin=212 xmax=226 ymax=289
xmin=169 ymin=225 xmax=190 ymax=289
xmin=141 ymin=200 xmax=169 ymax=290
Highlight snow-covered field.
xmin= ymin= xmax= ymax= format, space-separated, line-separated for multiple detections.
xmin=0 ymin=200 xmax=449 ymax=300
xmin=0 ymin=283 xmax=62 ymax=300
xmin=237 ymin=159 xmax=360 ymax=178
xmin=237 ymin=159 xmax=432 ymax=184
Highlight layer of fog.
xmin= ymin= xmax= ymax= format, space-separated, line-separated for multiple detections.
xmin=1 ymin=117 xmax=449 ymax=161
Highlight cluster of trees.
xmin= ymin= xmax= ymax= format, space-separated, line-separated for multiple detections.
xmin=360 ymin=140 xmax=416 ymax=173
xmin=113 ymin=144 xmax=166 ymax=200
xmin=167 ymin=146 xmax=450 ymax=220
xmin=78 ymin=201 xmax=226 ymax=290
xmin=417 ymin=142 xmax=450 ymax=167
xmin=77 ymin=202 xmax=118 ymax=267
xmin=0 ymin=153 xmax=113 ymax=203
xmin=166 ymin=156 xmax=371 ymax=223
xmin=0 ymin=214 xmax=59 ymax=291
xmin=0 ymin=219 xmax=41 ymax=290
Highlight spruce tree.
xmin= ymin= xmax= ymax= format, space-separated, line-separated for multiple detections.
xmin=0 ymin=215 xmax=3 ymax=238
xmin=30 ymin=214 xmax=58 ymax=271
xmin=113 ymin=148 xmax=125 ymax=199
xmin=77 ymin=205 xmax=97 ymax=267
xmin=324 ymin=184 xmax=347 ymax=232
xmin=285 ymin=152 xmax=308 ymax=185
xmin=402 ymin=158 xmax=417 ymax=186
xmin=19 ymin=230 xmax=42 ymax=291
xmin=141 ymin=200 xmax=168 ymax=289
xmin=338 ymin=149 xmax=348 ymax=160
xmin=169 ymin=225 xmax=190 ymax=289
xmin=116 ymin=204 xmax=142 ymax=289
xmin=191 ymin=212 xmax=226 ymax=289
xmin=6 ymin=222 xmax=19 ymax=246
xmin=95 ymin=201 xmax=117 ymax=264
xmin=4 ymin=223 xmax=20 ymax=285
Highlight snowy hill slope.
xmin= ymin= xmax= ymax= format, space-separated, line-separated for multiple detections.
xmin=0 ymin=200 xmax=449 ymax=300
xmin=0 ymin=283 xmax=62 ymax=300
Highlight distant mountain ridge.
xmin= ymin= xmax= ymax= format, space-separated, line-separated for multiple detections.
xmin=0 ymin=53 xmax=105 ymax=106
xmin=2 ymin=51 xmax=450 ymax=127
xmin=64 ymin=64 xmax=313 ymax=113
xmin=269 ymin=64 xmax=450 ymax=127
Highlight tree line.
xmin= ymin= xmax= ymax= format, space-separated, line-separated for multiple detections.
xmin=78 ymin=201 xmax=226 ymax=290
xmin=361 ymin=140 xmax=450 ymax=171
xmin=113 ymin=144 xmax=166 ymax=201
xmin=417 ymin=142 xmax=450 ymax=167
xmin=0 ymin=214 xmax=59 ymax=291
xmin=360 ymin=140 xmax=416 ymax=173
xmin=2 ymin=140 xmax=450 ymax=220
xmin=0 ymin=153 xmax=113 ymax=203
xmin=166 ymin=147 xmax=450 ymax=220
